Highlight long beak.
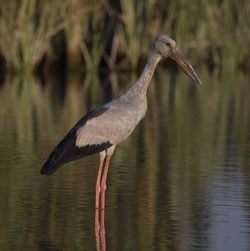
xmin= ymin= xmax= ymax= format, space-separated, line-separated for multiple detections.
xmin=171 ymin=48 xmax=202 ymax=85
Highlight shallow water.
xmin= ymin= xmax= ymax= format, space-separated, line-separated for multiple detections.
xmin=0 ymin=69 xmax=250 ymax=251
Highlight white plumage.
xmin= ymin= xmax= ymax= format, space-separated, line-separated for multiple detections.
xmin=76 ymin=96 xmax=147 ymax=147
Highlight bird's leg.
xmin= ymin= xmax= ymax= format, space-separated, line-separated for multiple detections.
xmin=100 ymin=210 xmax=106 ymax=250
xmin=98 ymin=146 xmax=115 ymax=251
xmin=95 ymin=223 xmax=101 ymax=251
xmin=100 ymin=157 xmax=110 ymax=211
xmin=100 ymin=146 xmax=115 ymax=211
xmin=95 ymin=152 xmax=106 ymax=238
xmin=95 ymin=151 xmax=106 ymax=210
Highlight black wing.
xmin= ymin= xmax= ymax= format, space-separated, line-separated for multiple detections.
xmin=40 ymin=106 xmax=112 ymax=175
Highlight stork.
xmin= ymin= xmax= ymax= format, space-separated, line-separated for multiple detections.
xmin=41 ymin=36 xmax=201 ymax=212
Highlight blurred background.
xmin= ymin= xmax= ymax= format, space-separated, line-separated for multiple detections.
xmin=0 ymin=0 xmax=249 ymax=74
xmin=0 ymin=1 xmax=250 ymax=251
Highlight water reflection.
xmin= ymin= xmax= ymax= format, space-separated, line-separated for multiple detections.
xmin=0 ymin=70 xmax=250 ymax=250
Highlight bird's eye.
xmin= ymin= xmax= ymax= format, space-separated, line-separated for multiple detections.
xmin=166 ymin=42 xmax=170 ymax=47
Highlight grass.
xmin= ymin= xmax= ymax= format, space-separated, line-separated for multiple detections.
xmin=0 ymin=0 xmax=249 ymax=74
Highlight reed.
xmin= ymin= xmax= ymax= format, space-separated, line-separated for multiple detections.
xmin=0 ymin=0 xmax=61 ymax=72
xmin=81 ymin=2 xmax=106 ymax=72
xmin=0 ymin=0 xmax=88 ymax=73
xmin=0 ymin=0 xmax=249 ymax=74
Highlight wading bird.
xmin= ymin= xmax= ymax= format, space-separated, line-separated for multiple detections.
xmin=41 ymin=36 xmax=201 ymax=212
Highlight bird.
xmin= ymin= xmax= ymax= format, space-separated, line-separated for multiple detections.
xmin=41 ymin=35 xmax=201 ymax=211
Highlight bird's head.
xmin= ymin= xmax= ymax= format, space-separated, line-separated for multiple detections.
xmin=151 ymin=36 xmax=202 ymax=85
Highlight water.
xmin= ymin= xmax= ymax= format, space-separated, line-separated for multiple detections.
xmin=0 ymin=69 xmax=250 ymax=251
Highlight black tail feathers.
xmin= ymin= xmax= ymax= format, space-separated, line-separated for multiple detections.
xmin=40 ymin=127 xmax=76 ymax=175
xmin=40 ymin=150 xmax=62 ymax=175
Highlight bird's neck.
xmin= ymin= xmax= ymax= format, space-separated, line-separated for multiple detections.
xmin=130 ymin=53 xmax=161 ymax=94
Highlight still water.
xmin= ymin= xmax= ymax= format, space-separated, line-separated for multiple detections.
xmin=0 ymin=69 xmax=250 ymax=251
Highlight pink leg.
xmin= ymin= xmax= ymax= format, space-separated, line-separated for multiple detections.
xmin=95 ymin=211 xmax=101 ymax=251
xmin=100 ymin=209 xmax=106 ymax=250
xmin=100 ymin=157 xmax=111 ymax=211
xmin=95 ymin=153 xmax=105 ymax=244
xmin=95 ymin=153 xmax=105 ymax=210
xmin=95 ymin=147 xmax=115 ymax=250
xmin=95 ymin=209 xmax=106 ymax=251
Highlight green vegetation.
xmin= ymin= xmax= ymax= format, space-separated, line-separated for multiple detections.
xmin=0 ymin=0 xmax=249 ymax=74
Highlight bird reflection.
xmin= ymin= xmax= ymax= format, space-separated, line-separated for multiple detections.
xmin=95 ymin=209 xmax=106 ymax=251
